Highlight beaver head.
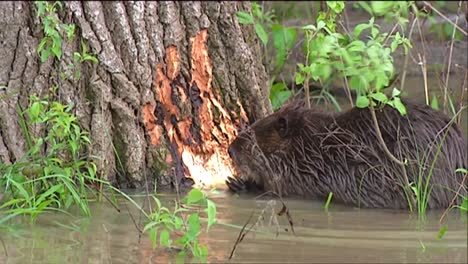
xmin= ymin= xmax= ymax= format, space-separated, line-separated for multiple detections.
xmin=227 ymin=101 xmax=331 ymax=192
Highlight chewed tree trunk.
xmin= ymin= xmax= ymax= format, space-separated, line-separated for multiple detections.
xmin=0 ymin=1 xmax=271 ymax=189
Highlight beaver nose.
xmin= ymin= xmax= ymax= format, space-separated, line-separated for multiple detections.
xmin=228 ymin=145 xmax=235 ymax=158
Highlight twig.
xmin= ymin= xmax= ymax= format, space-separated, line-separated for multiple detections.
xmin=417 ymin=53 xmax=429 ymax=105
xmin=124 ymin=201 xmax=143 ymax=236
xmin=439 ymin=172 xmax=467 ymax=224
xmin=412 ymin=3 xmax=430 ymax=104
xmin=422 ymin=1 xmax=467 ymax=36
xmin=369 ymin=105 xmax=416 ymax=209
xmin=383 ymin=23 xmax=400 ymax=46
xmin=400 ymin=14 xmax=418 ymax=92
xmin=340 ymin=57 xmax=354 ymax=107
xmin=443 ymin=1 xmax=462 ymax=112
xmin=228 ymin=210 xmax=256 ymax=259
xmin=369 ymin=105 xmax=405 ymax=166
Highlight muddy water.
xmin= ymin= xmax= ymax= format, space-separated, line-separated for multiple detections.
xmin=0 ymin=191 xmax=466 ymax=264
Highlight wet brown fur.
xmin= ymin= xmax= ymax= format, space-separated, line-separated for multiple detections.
xmin=227 ymin=100 xmax=467 ymax=209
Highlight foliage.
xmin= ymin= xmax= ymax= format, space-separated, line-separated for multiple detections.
xmin=36 ymin=1 xmax=98 ymax=80
xmin=0 ymin=96 xmax=100 ymax=222
xmin=354 ymin=1 xmax=411 ymax=27
xmin=143 ymin=189 xmax=217 ymax=263
xmin=36 ymin=1 xmax=74 ymax=62
xmin=237 ymin=2 xmax=297 ymax=110
xmin=295 ymin=1 xmax=412 ymax=114
xmin=237 ymin=2 xmax=415 ymax=112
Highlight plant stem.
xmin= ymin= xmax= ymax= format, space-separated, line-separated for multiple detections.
xmin=439 ymin=171 xmax=467 ymax=224
xmin=422 ymin=1 xmax=467 ymax=36
xmin=400 ymin=15 xmax=418 ymax=92
xmin=417 ymin=53 xmax=429 ymax=105
xmin=369 ymin=104 xmax=416 ymax=210
xmin=443 ymin=1 xmax=462 ymax=112
xmin=369 ymin=105 xmax=405 ymax=166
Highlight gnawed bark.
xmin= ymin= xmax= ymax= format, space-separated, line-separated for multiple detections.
xmin=0 ymin=1 xmax=271 ymax=190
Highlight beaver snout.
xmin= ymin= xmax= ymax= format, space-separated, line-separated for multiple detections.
xmin=228 ymin=145 xmax=235 ymax=159
xmin=228 ymin=136 xmax=247 ymax=160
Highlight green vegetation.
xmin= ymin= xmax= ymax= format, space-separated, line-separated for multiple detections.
xmin=36 ymin=1 xmax=75 ymax=62
xmin=238 ymin=1 xmax=467 ymax=219
xmin=238 ymin=1 xmax=412 ymax=112
xmin=143 ymin=189 xmax=217 ymax=263
xmin=0 ymin=96 xmax=99 ymax=223
xmin=324 ymin=192 xmax=333 ymax=210
xmin=237 ymin=3 xmax=297 ymax=110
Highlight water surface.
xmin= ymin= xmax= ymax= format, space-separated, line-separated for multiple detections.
xmin=1 ymin=192 xmax=466 ymax=263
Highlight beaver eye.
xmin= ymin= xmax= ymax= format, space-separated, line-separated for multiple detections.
xmin=277 ymin=117 xmax=288 ymax=138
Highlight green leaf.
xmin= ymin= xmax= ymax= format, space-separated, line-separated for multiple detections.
xmin=83 ymin=55 xmax=99 ymax=64
xmin=437 ymin=224 xmax=447 ymax=239
xmin=353 ymin=23 xmax=371 ymax=38
xmin=356 ymin=95 xmax=370 ymax=108
xmin=392 ymin=97 xmax=407 ymax=116
xmin=270 ymin=82 xmax=286 ymax=91
xmin=174 ymin=216 xmax=183 ymax=230
xmin=51 ymin=41 xmax=62 ymax=59
xmin=271 ymin=90 xmax=292 ymax=111
xmin=255 ymin=23 xmax=268 ymax=46
xmin=430 ymin=95 xmax=439 ymax=110
xmin=316 ymin=20 xmax=326 ymax=31
xmin=356 ymin=1 xmax=373 ymax=15
xmin=316 ymin=63 xmax=332 ymax=80
xmin=205 ymin=200 xmax=217 ymax=231
xmin=456 ymin=197 xmax=468 ymax=212
xmin=302 ymin=24 xmax=316 ymax=31
xmin=187 ymin=213 xmax=201 ymax=240
xmin=236 ymin=11 xmax=254 ymax=25
xmin=349 ymin=76 xmax=367 ymax=91
xmin=371 ymin=1 xmax=395 ymax=16
xmin=251 ymin=3 xmax=263 ymax=19
xmin=150 ymin=227 xmax=158 ymax=249
xmin=272 ymin=24 xmax=297 ymax=71
xmin=36 ymin=184 xmax=63 ymax=205
xmin=186 ymin=189 xmax=204 ymax=205
xmin=37 ymin=38 xmax=48 ymax=53
xmin=160 ymin=229 xmax=171 ymax=247
xmin=324 ymin=192 xmax=333 ymax=210
xmin=371 ymin=27 xmax=379 ymax=38
xmin=40 ymin=49 xmax=51 ymax=62
xmin=74 ymin=52 xmax=81 ymax=62
xmin=391 ymin=87 xmax=401 ymax=97
xmin=326 ymin=1 xmax=345 ymax=14
xmin=391 ymin=39 xmax=399 ymax=53
xmin=370 ymin=92 xmax=389 ymax=104
xmin=295 ymin=72 xmax=305 ymax=85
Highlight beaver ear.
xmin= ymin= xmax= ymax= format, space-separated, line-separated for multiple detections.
xmin=277 ymin=116 xmax=289 ymax=138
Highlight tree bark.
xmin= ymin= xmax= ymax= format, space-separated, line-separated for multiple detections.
xmin=0 ymin=1 xmax=271 ymax=189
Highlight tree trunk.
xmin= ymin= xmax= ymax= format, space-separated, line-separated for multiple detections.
xmin=0 ymin=1 xmax=271 ymax=190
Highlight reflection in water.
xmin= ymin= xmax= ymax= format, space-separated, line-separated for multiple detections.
xmin=1 ymin=192 xmax=466 ymax=264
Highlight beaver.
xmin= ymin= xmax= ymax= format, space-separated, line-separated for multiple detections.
xmin=227 ymin=99 xmax=467 ymax=209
